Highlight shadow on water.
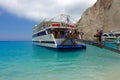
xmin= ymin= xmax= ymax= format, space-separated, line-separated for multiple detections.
xmin=32 ymin=44 xmax=86 ymax=53
xmin=31 ymin=45 xmax=87 ymax=61
xmin=47 ymin=48 xmax=86 ymax=53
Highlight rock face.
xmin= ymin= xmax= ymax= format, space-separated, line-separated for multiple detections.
xmin=76 ymin=0 xmax=120 ymax=40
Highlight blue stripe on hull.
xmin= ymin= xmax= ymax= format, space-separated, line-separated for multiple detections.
xmin=33 ymin=42 xmax=86 ymax=49
xmin=57 ymin=45 xmax=86 ymax=49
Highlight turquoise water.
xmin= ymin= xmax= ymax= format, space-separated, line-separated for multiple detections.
xmin=105 ymin=43 xmax=117 ymax=49
xmin=0 ymin=41 xmax=120 ymax=80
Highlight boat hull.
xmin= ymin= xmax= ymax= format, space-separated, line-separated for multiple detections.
xmin=56 ymin=45 xmax=86 ymax=49
xmin=33 ymin=42 xmax=86 ymax=49
xmin=32 ymin=34 xmax=86 ymax=49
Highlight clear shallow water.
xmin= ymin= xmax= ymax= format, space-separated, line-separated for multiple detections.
xmin=0 ymin=41 xmax=120 ymax=80
xmin=105 ymin=43 xmax=118 ymax=49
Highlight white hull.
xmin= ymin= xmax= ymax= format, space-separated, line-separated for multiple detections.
xmin=32 ymin=34 xmax=86 ymax=49
xmin=32 ymin=34 xmax=57 ymax=48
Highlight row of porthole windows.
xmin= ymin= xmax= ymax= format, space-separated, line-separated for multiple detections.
xmin=32 ymin=31 xmax=46 ymax=37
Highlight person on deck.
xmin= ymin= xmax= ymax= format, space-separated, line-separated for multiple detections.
xmin=99 ymin=30 xmax=103 ymax=43
xmin=115 ymin=34 xmax=120 ymax=50
xmin=80 ymin=32 xmax=84 ymax=40
xmin=95 ymin=30 xmax=100 ymax=44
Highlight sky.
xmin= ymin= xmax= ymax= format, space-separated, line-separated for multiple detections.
xmin=0 ymin=0 xmax=97 ymax=41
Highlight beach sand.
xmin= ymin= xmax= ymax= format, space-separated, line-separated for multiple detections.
xmin=105 ymin=65 xmax=120 ymax=80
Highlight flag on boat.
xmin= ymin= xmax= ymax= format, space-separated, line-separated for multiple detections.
xmin=66 ymin=16 xmax=70 ymax=23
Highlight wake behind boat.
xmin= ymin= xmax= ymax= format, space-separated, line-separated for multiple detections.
xmin=32 ymin=14 xmax=86 ymax=49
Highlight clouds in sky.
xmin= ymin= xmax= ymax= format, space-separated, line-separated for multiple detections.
xmin=0 ymin=0 xmax=97 ymax=22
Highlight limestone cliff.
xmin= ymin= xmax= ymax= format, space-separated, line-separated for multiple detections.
xmin=76 ymin=0 xmax=120 ymax=40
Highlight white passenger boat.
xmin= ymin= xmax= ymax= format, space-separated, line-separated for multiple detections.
xmin=102 ymin=31 xmax=120 ymax=43
xmin=32 ymin=14 xmax=86 ymax=49
xmin=102 ymin=32 xmax=116 ymax=41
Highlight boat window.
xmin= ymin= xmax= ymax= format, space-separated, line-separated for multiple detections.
xmin=32 ymin=34 xmax=37 ymax=37
xmin=109 ymin=34 xmax=114 ymax=36
xmin=32 ymin=31 xmax=46 ymax=37
xmin=103 ymin=34 xmax=108 ymax=36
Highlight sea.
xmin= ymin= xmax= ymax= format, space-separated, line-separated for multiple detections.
xmin=0 ymin=41 xmax=120 ymax=80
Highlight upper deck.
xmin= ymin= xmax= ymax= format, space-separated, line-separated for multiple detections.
xmin=33 ymin=14 xmax=76 ymax=33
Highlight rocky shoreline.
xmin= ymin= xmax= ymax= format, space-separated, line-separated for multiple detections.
xmin=76 ymin=0 xmax=120 ymax=40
